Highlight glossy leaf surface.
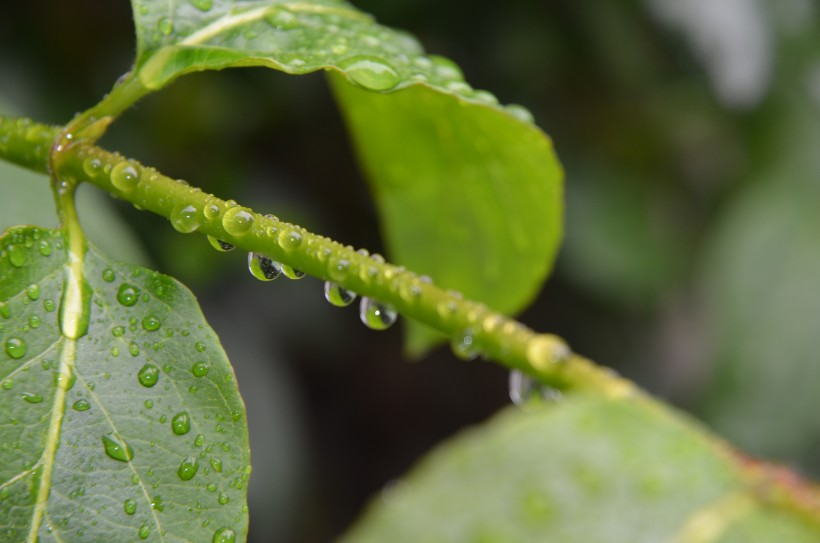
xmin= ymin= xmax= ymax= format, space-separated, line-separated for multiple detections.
xmin=128 ymin=0 xmax=564 ymax=354
xmin=343 ymin=395 xmax=819 ymax=542
xmin=0 ymin=226 xmax=249 ymax=542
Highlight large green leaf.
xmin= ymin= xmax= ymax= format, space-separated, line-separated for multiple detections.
xmin=342 ymin=395 xmax=819 ymax=542
xmin=0 ymin=226 xmax=249 ymax=542
xmin=128 ymin=0 xmax=563 ymax=355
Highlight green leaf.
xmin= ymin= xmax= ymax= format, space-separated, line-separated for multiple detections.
xmin=0 ymin=226 xmax=249 ymax=542
xmin=342 ymin=395 xmax=819 ymax=542
xmin=128 ymin=0 xmax=564 ymax=355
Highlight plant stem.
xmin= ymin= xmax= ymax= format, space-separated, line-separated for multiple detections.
xmin=0 ymin=114 xmax=637 ymax=399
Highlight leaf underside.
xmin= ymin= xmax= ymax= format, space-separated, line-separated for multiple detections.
xmin=129 ymin=0 xmax=564 ymax=355
xmin=342 ymin=395 xmax=820 ymax=543
xmin=0 ymin=226 xmax=249 ymax=542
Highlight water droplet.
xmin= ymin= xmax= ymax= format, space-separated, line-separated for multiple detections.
xmin=218 ymin=492 xmax=229 ymax=505
xmin=28 ymin=315 xmax=41 ymax=329
xmin=151 ymin=495 xmax=164 ymax=511
xmin=210 ymin=456 xmax=223 ymax=473
xmin=324 ymin=281 xmax=356 ymax=307
xmin=178 ymin=456 xmax=199 ymax=480
xmin=231 ymin=409 xmax=242 ymax=421
xmin=430 ymin=55 xmax=463 ymax=80
xmin=277 ymin=229 xmax=303 ymax=251
xmin=526 ymin=334 xmax=571 ymax=371
xmin=102 ymin=433 xmax=134 ymax=462
xmin=26 ymin=284 xmax=40 ymax=301
xmin=137 ymin=364 xmax=160 ymax=387
xmin=338 ymin=55 xmax=400 ymax=91
xmin=123 ymin=498 xmax=137 ymax=515
xmin=194 ymin=434 xmax=205 ymax=447
xmin=207 ymin=236 xmax=234 ymax=252
xmin=1 ymin=379 xmax=12 ymax=390
xmin=451 ymin=329 xmax=479 ymax=360
xmin=8 ymin=245 xmax=25 ymax=267
xmin=142 ymin=315 xmax=161 ymax=331
xmin=192 ymin=361 xmax=209 ymax=377
xmin=172 ymin=411 xmax=191 ymax=435
xmin=506 ymin=104 xmax=535 ymax=124
xmin=508 ymin=370 xmax=560 ymax=406
xmin=213 ymin=527 xmax=236 ymax=543
xmin=83 ymin=157 xmax=103 ymax=178
xmin=190 ymin=0 xmax=213 ymax=11
xmin=5 ymin=338 xmax=27 ymax=359
xmin=267 ymin=9 xmax=298 ymax=30
xmin=472 ymin=90 xmax=499 ymax=105
xmin=22 ymin=392 xmax=43 ymax=403
xmin=138 ymin=523 xmax=150 ymax=539
xmin=72 ymin=399 xmax=90 ymax=411
xmin=129 ymin=343 xmax=140 ymax=357
xmin=280 ymin=264 xmax=305 ymax=280
xmin=144 ymin=399 xmax=153 ymax=409
xmin=102 ymin=268 xmax=115 ymax=282
xmin=359 ymin=298 xmax=397 ymax=330
xmin=0 ymin=302 xmax=10 ymax=319
xmin=327 ymin=257 xmax=351 ymax=282
xmin=170 ymin=203 xmax=202 ymax=233
xmin=117 ymin=284 xmax=140 ymax=307
xmin=110 ymin=161 xmax=141 ymax=192
xmin=247 ymin=252 xmax=280 ymax=281
xmin=157 ymin=17 xmax=174 ymax=36
xmin=222 ymin=207 xmax=254 ymax=237
xmin=38 ymin=239 xmax=52 ymax=256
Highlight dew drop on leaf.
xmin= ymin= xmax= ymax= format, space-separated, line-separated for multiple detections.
xmin=138 ymin=523 xmax=150 ymax=539
xmin=37 ymin=239 xmax=52 ymax=256
xmin=43 ymin=299 xmax=55 ymax=312
xmin=338 ymin=55 xmax=400 ymax=91
xmin=102 ymin=433 xmax=134 ymax=462
xmin=5 ymin=337 xmax=27 ymax=359
xmin=267 ymin=9 xmax=298 ymax=30
xmin=178 ymin=456 xmax=199 ymax=481
xmin=212 ymin=527 xmax=236 ymax=543
xmin=28 ymin=315 xmax=40 ymax=328
xmin=72 ymin=399 xmax=90 ymax=411
xmin=110 ymin=161 xmax=141 ymax=192
xmin=210 ymin=456 xmax=223 ymax=473
xmin=26 ymin=284 xmax=40 ymax=300
xmin=218 ymin=492 xmax=229 ymax=505
xmin=190 ymin=0 xmax=213 ymax=12
xmin=22 ymin=392 xmax=43 ymax=404
xmin=1 ymin=379 xmax=12 ymax=390
xmin=207 ymin=235 xmax=234 ymax=252
xmin=324 ymin=281 xmax=356 ymax=307
xmin=194 ymin=434 xmax=205 ymax=447
xmin=192 ymin=361 xmax=209 ymax=377
xmin=222 ymin=207 xmax=254 ymax=237
xmin=172 ymin=411 xmax=191 ymax=435
xmin=0 ymin=302 xmax=10 ymax=319
xmin=141 ymin=315 xmax=161 ymax=331
xmin=195 ymin=341 xmax=206 ymax=352
xmin=123 ymin=498 xmax=137 ymax=515
xmin=117 ymin=284 xmax=140 ymax=307
xmin=506 ymin=104 xmax=535 ymax=124
xmin=157 ymin=17 xmax=174 ymax=36
xmin=247 ymin=252 xmax=280 ymax=281
xmin=7 ymin=245 xmax=25 ymax=267
xmin=137 ymin=364 xmax=160 ymax=387
xmin=359 ymin=297 xmax=397 ymax=330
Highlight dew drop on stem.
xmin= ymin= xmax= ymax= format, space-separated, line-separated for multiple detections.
xmin=324 ymin=281 xmax=357 ymax=307
xmin=110 ymin=161 xmax=141 ymax=192
xmin=207 ymin=235 xmax=234 ymax=252
xmin=247 ymin=252 xmax=280 ymax=281
xmin=359 ymin=297 xmax=397 ymax=330
xmin=508 ymin=370 xmax=561 ymax=407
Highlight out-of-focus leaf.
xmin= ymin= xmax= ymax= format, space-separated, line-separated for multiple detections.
xmin=127 ymin=0 xmax=563 ymax=355
xmin=0 ymin=226 xmax=249 ymax=542
xmin=342 ymin=395 xmax=819 ymax=542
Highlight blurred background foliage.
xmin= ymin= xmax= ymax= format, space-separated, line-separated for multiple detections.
xmin=1 ymin=1 xmax=819 ymax=541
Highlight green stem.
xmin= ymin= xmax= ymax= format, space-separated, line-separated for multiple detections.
xmin=0 ymin=114 xmax=637 ymax=398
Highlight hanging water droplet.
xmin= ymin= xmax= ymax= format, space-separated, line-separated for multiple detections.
xmin=5 ymin=337 xmax=27 ymax=359
xmin=212 ymin=527 xmax=236 ymax=543
xmin=277 ymin=228 xmax=303 ymax=251
xmin=170 ymin=203 xmax=202 ymax=233
xmin=172 ymin=411 xmax=191 ymax=435
xmin=359 ymin=297 xmax=397 ymax=330
xmin=451 ymin=329 xmax=479 ymax=360
xmin=123 ymin=498 xmax=137 ymax=515
xmin=324 ymin=281 xmax=356 ymax=307
xmin=22 ymin=392 xmax=43 ymax=404
xmin=508 ymin=370 xmax=561 ymax=407
xmin=207 ymin=235 xmax=234 ymax=252
xmin=210 ymin=456 xmax=223 ymax=473
xmin=247 ymin=252 xmax=280 ymax=281
xmin=222 ymin=207 xmax=254 ymax=237
xmin=137 ymin=364 xmax=160 ymax=387
xmin=72 ymin=399 xmax=90 ymax=411
xmin=117 ymin=284 xmax=140 ymax=307
xmin=142 ymin=315 xmax=161 ymax=331
xmin=190 ymin=0 xmax=213 ymax=11
xmin=280 ymin=264 xmax=305 ymax=280
xmin=110 ymin=161 xmax=141 ymax=192
xmin=102 ymin=433 xmax=134 ymax=462
xmin=192 ymin=361 xmax=209 ymax=377
xmin=338 ymin=55 xmax=400 ymax=91
xmin=178 ymin=456 xmax=199 ymax=481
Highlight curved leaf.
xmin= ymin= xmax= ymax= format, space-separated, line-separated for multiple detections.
xmin=342 ymin=395 xmax=819 ymax=542
xmin=129 ymin=0 xmax=564 ymax=355
xmin=0 ymin=226 xmax=249 ymax=542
